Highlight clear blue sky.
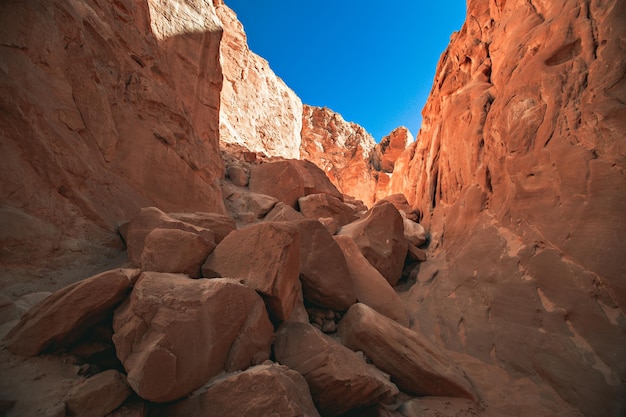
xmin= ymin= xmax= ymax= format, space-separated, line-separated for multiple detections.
xmin=225 ymin=1 xmax=467 ymax=142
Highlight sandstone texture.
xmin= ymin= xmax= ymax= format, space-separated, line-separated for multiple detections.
xmin=374 ymin=127 xmax=414 ymax=174
xmin=5 ymin=268 xmax=140 ymax=356
xmin=215 ymin=1 xmax=303 ymax=158
xmin=298 ymin=193 xmax=358 ymax=227
xmin=301 ymin=105 xmax=379 ymax=206
xmin=338 ymin=303 xmax=477 ymax=401
xmin=162 ymin=363 xmax=321 ymax=417
xmin=202 ymin=221 xmax=301 ymax=321
xmin=112 ymin=273 xmax=273 ymax=402
xmin=274 ymin=322 xmax=399 ymax=416
xmin=65 ymin=370 xmax=131 ymax=417
xmin=391 ymin=1 xmax=626 ymax=415
xmin=168 ymin=212 xmax=236 ymax=243
xmin=0 ymin=0 xmax=226 ymax=289
xmin=337 ymin=201 xmax=408 ymax=285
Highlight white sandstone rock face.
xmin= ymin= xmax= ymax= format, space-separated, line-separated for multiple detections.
xmin=215 ymin=2 xmax=303 ymax=158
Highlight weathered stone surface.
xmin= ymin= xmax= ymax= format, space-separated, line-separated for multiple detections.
xmin=292 ymin=219 xmax=356 ymax=311
xmin=226 ymin=164 xmax=249 ymax=187
xmin=126 ymin=207 xmax=215 ymax=267
xmin=224 ymin=189 xmax=278 ymax=222
xmin=0 ymin=0 xmax=226 ymax=284
xmin=407 ymin=243 xmax=427 ymax=263
xmin=140 ymin=228 xmax=215 ymax=278
xmin=202 ymin=222 xmax=300 ymax=321
xmin=301 ymin=105 xmax=379 ymax=207
xmin=298 ymin=193 xmax=358 ymax=227
xmin=5 ymin=269 xmax=140 ymax=356
xmin=374 ymin=127 xmax=413 ymax=173
xmin=390 ymin=1 xmax=626 ymax=415
xmin=264 ymin=202 xmax=305 ymax=222
xmin=274 ymin=322 xmax=398 ymax=416
xmin=334 ymin=235 xmax=409 ymax=327
xmin=215 ymin=1 xmax=302 ymax=158
xmin=168 ymin=212 xmax=236 ymax=243
xmin=162 ymin=363 xmax=321 ymax=417
xmin=400 ymin=211 xmax=427 ymax=247
xmin=65 ymin=370 xmax=131 ymax=417
xmin=112 ymin=273 xmax=273 ymax=403
xmin=249 ymin=159 xmax=343 ymax=208
xmin=338 ymin=303 xmax=477 ymax=401
xmin=381 ymin=193 xmax=420 ymax=222
xmin=317 ymin=217 xmax=340 ymax=235
xmin=337 ymin=201 xmax=408 ymax=285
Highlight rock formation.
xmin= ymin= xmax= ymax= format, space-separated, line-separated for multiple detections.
xmin=214 ymin=0 xmax=303 ymax=158
xmin=0 ymin=0 xmax=226 ymax=292
xmin=389 ymin=1 xmax=626 ymax=416
xmin=300 ymin=105 xmax=379 ymax=206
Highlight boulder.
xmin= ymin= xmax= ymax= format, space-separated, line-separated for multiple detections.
xmin=112 ymin=273 xmax=273 ymax=402
xmin=65 ymin=370 xmax=131 ymax=417
xmin=162 ymin=363 xmax=321 ymax=417
xmin=264 ymin=202 xmax=305 ymax=222
xmin=381 ymin=193 xmax=420 ymax=222
xmin=126 ymin=207 xmax=215 ymax=267
xmin=202 ymin=222 xmax=301 ymax=322
xmin=140 ymin=228 xmax=215 ymax=278
xmin=168 ymin=212 xmax=236 ymax=243
xmin=407 ymin=243 xmax=427 ymax=262
xmin=333 ymin=235 xmax=409 ymax=327
xmin=337 ymin=201 xmax=408 ymax=285
xmin=298 ymin=193 xmax=358 ymax=227
xmin=400 ymin=210 xmax=427 ymax=247
xmin=338 ymin=303 xmax=477 ymax=401
xmin=249 ymin=159 xmax=342 ymax=208
xmin=293 ymin=219 xmax=356 ymax=311
xmin=224 ymin=190 xmax=278 ymax=221
xmin=5 ymin=268 xmax=140 ymax=356
xmin=274 ymin=322 xmax=398 ymax=417
xmin=226 ymin=164 xmax=249 ymax=187
xmin=317 ymin=217 xmax=340 ymax=235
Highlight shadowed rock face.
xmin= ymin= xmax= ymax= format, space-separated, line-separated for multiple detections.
xmin=392 ymin=1 xmax=626 ymax=415
xmin=0 ymin=0 xmax=226 ymax=290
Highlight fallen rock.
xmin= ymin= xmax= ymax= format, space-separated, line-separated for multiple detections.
xmin=317 ymin=217 xmax=340 ymax=235
xmin=202 ymin=221 xmax=301 ymax=322
xmin=400 ymin=210 xmax=427 ymax=247
xmin=126 ymin=207 xmax=215 ymax=267
xmin=65 ymin=370 xmax=131 ymax=417
xmin=5 ymin=268 xmax=140 ymax=356
xmin=334 ymin=236 xmax=409 ymax=327
xmin=298 ymin=193 xmax=358 ymax=227
xmin=264 ymin=202 xmax=305 ymax=222
xmin=140 ymin=228 xmax=215 ymax=278
xmin=162 ymin=363 xmax=321 ymax=417
xmin=226 ymin=164 xmax=249 ymax=187
xmin=225 ymin=190 xmax=278 ymax=221
xmin=337 ymin=201 xmax=408 ymax=285
xmin=168 ymin=212 xmax=236 ymax=243
xmin=381 ymin=193 xmax=420 ymax=222
xmin=407 ymin=243 xmax=427 ymax=262
xmin=112 ymin=273 xmax=273 ymax=402
xmin=249 ymin=159 xmax=342 ymax=208
xmin=274 ymin=322 xmax=398 ymax=417
xmin=338 ymin=303 xmax=477 ymax=401
xmin=293 ymin=219 xmax=356 ymax=311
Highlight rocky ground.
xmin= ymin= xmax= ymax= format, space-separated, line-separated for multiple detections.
xmin=0 ymin=150 xmax=586 ymax=417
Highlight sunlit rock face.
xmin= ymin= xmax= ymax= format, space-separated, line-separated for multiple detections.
xmin=397 ymin=1 xmax=626 ymax=415
xmin=300 ymin=105 xmax=379 ymax=206
xmin=0 ymin=0 xmax=225 ymax=290
xmin=374 ymin=127 xmax=414 ymax=201
xmin=214 ymin=0 xmax=302 ymax=158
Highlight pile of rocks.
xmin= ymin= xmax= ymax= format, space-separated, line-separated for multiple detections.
xmin=2 ymin=158 xmax=477 ymax=417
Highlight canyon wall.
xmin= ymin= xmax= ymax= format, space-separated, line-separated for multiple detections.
xmin=215 ymin=0 xmax=302 ymax=158
xmin=0 ymin=0 xmax=226 ymax=292
xmin=395 ymin=1 xmax=626 ymax=415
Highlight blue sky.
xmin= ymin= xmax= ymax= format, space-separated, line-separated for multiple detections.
xmin=225 ymin=1 xmax=467 ymax=142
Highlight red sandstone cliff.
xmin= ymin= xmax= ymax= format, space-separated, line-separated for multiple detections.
xmin=0 ymin=0 xmax=227 ymax=290
xmin=393 ymin=1 xmax=626 ymax=415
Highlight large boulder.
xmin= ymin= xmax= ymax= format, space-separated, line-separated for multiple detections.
xmin=337 ymin=201 xmax=408 ymax=285
xmin=64 ymin=370 xmax=131 ymax=417
xmin=274 ymin=322 xmax=398 ymax=417
xmin=249 ymin=159 xmax=342 ymax=208
xmin=140 ymin=228 xmax=215 ymax=278
xmin=112 ymin=273 xmax=273 ymax=402
xmin=162 ymin=363 xmax=321 ymax=417
xmin=333 ymin=235 xmax=409 ymax=326
xmin=168 ymin=212 xmax=236 ymax=243
xmin=338 ymin=303 xmax=477 ymax=401
xmin=5 ymin=268 xmax=140 ymax=356
xmin=125 ymin=207 xmax=215 ymax=267
xmin=264 ymin=202 xmax=305 ymax=222
xmin=298 ymin=193 xmax=359 ymax=227
xmin=202 ymin=221 xmax=301 ymax=322
xmin=293 ymin=219 xmax=356 ymax=311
